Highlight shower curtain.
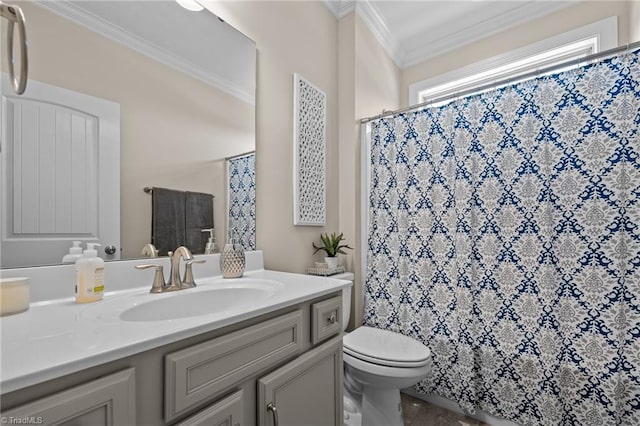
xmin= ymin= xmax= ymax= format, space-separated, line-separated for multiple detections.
xmin=364 ymin=50 xmax=639 ymax=425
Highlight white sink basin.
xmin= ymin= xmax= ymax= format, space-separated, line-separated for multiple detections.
xmin=119 ymin=279 xmax=283 ymax=322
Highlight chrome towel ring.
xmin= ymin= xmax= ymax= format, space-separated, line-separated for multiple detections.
xmin=0 ymin=1 xmax=28 ymax=95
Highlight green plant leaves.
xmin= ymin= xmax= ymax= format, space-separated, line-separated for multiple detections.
xmin=312 ymin=232 xmax=353 ymax=257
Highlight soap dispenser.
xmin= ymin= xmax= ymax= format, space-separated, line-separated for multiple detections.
xmin=219 ymin=232 xmax=245 ymax=278
xmin=75 ymin=243 xmax=105 ymax=303
xmin=201 ymin=228 xmax=216 ymax=254
xmin=62 ymin=241 xmax=83 ymax=264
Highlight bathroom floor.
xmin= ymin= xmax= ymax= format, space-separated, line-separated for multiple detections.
xmin=401 ymin=393 xmax=491 ymax=426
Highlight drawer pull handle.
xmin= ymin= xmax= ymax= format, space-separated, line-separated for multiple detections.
xmin=267 ymin=402 xmax=279 ymax=426
xmin=327 ymin=313 xmax=337 ymax=324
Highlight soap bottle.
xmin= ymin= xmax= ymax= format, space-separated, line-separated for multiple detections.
xmin=201 ymin=228 xmax=216 ymax=254
xmin=62 ymin=241 xmax=83 ymax=264
xmin=219 ymin=232 xmax=245 ymax=278
xmin=75 ymin=243 xmax=105 ymax=304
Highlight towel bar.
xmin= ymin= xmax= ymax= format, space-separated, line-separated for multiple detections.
xmin=144 ymin=187 xmax=215 ymax=197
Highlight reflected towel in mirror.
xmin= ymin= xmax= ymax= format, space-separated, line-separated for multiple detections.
xmin=185 ymin=191 xmax=214 ymax=255
xmin=151 ymin=188 xmax=186 ymax=256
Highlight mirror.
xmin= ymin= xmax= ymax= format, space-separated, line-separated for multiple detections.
xmin=0 ymin=0 xmax=256 ymax=268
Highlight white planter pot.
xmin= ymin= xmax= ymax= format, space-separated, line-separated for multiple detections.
xmin=325 ymin=257 xmax=339 ymax=270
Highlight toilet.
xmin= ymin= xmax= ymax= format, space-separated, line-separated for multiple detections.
xmin=332 ymin=273 xmax=432 ymax=426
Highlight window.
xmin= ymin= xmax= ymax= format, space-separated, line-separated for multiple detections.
xmin=409 ymin=16 xmax=618 ymax=107
xmin=418 ymin=37 xmax=596 ymax=107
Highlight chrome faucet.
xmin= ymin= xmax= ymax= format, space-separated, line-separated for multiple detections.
xmin=135 ymin=246 xmax=206 ymax=293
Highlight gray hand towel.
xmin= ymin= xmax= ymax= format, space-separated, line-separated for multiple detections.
xmin=152 ymin=188 xmax=186 ymax=256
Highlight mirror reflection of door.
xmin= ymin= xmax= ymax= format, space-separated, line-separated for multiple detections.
xmin=0 ymin=76 xmax=120 ymax=267
xmin=227 ymin=152 xmax=256 ymax=250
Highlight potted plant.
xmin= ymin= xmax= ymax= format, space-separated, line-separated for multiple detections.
xmin=312 ymin=232 xmax=353 ymax=270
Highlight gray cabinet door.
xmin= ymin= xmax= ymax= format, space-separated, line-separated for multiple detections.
xmin=0 ymin=368 xmax=135 ymax=426
xmin=257 ymin=336 xmax=343 ymax=426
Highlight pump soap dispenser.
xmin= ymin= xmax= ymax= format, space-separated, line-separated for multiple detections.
xmin=62 ymin=241 xmax=83 ymax=264
xmin=201 ymin=228 xmax=216 ymax=254
xmin=75 ymin=243 xmax=105 ymax=303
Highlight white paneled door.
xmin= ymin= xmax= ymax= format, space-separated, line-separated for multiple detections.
xmin=1 ymin=75 xmax=120 ymax=267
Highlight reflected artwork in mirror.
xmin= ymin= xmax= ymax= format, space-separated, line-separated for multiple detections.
xmin=0 ymin=0 xmax=256 ymax=268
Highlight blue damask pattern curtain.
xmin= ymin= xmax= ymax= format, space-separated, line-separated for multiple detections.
xmin=364 ymin=51 xmax=640 ymax=425
xmin=228 ymin=153 xmax=256 ymax=250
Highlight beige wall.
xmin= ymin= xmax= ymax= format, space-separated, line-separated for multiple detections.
xmin=205 ymin=1 xmax=339 ymax=273
xmin=338 ymin=13 xmax=359 ymax=329
xmin=338 ymin=12 xmax=357 ymax=287
xmin=355 ymin=15 xmax=402 ymax=118
xmin=10 ymin=2 xmax=254 ymax=259
xmin=402 ymin=1 xmax=633 ymax=106
xmin=631 ymin=0 xmax=640 ymax=42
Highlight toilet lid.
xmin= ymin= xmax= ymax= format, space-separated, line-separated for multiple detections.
xmin=343 ymin=326 xmax=431 ymax=368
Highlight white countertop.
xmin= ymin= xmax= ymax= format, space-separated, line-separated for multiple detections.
xmin=0 ymin=269 xmax=351 ymax=394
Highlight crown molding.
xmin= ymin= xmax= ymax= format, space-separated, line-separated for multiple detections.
xmin=355 ymin=1 xmax=404 ymax=66
xmin=322 ymin=0 xmax=340 ymax=17
xmin=323 ymin=0 xmax=355 ymax=18
xmin=400 ymin=1 xmax=577 ymax=68
xmin=339 ymin=0 xmax=357 ymax=18
xmin=35 ymin=0 xmax=255 ymax=104
xmin=329 ymin=0 xmax=580 ymax=70
xmin=323 ymin=0 xmax=401 ymax=65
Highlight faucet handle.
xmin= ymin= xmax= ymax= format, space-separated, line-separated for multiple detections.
xmin=182 ymin=259 xmax=206 ymax=289
xmin=135 ymin=264 xmax=167 ymax=293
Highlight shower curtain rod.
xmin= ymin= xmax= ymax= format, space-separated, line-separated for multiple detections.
xmin=225 ymin=150 xmax=255 ymax=161
xmin=360 ymin=40 xmax=640 ymax=124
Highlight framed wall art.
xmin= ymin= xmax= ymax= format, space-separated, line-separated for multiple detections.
xmin=293 ymin=73 xmax=326 ymax=226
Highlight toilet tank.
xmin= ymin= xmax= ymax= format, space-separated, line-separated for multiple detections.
xmin=330 ymin=272 xmax=354 ymax=331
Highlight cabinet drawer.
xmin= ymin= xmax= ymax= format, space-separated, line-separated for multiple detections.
xmin=165 ymin=310 xmax=303 ymax=422
xmin=311 ymin=296 xmax=342 ymax=344
xmin=175 ymin=390 xmax=243 ymax=426
xmin=1 ymin=368 xmax=135 ymax=426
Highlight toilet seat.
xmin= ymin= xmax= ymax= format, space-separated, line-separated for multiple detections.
xmin=343 ymin=326 xmax=431 ymax=368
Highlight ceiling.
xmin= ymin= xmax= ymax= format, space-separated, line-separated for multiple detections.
xmin=323 ymin=0 xmax=578 ymax=68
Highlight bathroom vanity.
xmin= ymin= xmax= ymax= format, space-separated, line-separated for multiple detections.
xmin=0 ymin=252 xmax=349 ymax=425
